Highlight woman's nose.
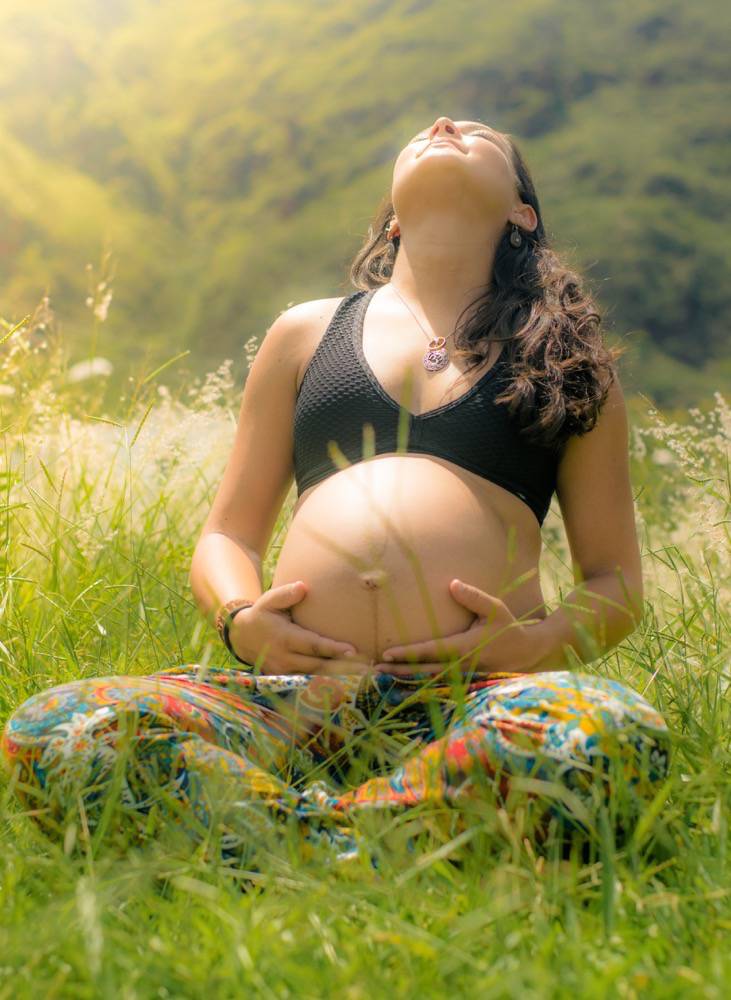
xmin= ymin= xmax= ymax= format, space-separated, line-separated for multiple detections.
xmin=429 ymin=116 xmax=460 ymax=140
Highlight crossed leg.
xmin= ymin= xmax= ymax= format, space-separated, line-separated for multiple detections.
xmin=1 ymin=666 xmax=671 ymax=862
xmin=300 ymin=670 xmax=672 ymax=844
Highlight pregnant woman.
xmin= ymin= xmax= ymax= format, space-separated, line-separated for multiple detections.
xmin=2 ymin=116 xmax=670 ymax=864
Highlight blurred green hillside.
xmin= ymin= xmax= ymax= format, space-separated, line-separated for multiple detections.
xmin=0 ymin=0 xmax=729 ymax=408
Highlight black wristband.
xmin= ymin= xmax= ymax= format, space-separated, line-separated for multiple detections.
xmin=222 ymin=605 xmax=253 ymax=665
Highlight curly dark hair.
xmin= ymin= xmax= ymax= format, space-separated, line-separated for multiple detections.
xmin=347 ymin=129 xmax=624 ymax=453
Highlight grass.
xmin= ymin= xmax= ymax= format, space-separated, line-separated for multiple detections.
xmin=0 ymin=299 xmax=729 ymax=999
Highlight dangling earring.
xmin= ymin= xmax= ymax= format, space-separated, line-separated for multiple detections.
xmin=509 ymin=223 xmax=523 ymax=248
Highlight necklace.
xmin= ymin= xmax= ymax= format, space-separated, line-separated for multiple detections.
xmin=389 ymin=283 xmax=452 ymax=372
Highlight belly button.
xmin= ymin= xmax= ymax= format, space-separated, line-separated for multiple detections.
xmin=360 ymin=569 xmax=388 ymax=590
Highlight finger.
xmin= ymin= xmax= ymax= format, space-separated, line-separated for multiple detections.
xmin=260 ymin=580 xmax=307 ymax=610
xmin=449 ymin=579 xmax=502 ymax=617
xmin=284 ymin=652 xmax=374 ymax=676
xmin=315 ymin=659 xmax=380 ymax=678
xmin=287 ymin=626 xmax=358 ymax=659
xmin=382 ymin=636 xmax=463 ymax=662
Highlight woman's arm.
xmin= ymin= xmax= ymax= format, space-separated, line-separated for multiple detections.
xmin=189 ymin=304 xmax=304 ymax=624
xmin=189 ymin=532 xmax=264 ymax=627
xmin=524 ymin=375 xmax=644 ymax=672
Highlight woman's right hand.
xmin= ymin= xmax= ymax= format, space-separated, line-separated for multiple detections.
xmin=228 ymin=580 xmax=372 ymax=676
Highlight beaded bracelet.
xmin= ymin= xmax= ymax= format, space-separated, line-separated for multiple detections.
xmin=214 ymin=598 xmax=256 ymax=664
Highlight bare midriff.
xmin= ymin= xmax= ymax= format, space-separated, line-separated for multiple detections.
xmin=270 ymin=453 xmax=549 ymax=665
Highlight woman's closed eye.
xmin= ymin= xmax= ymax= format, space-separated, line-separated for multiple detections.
xmin=409 ymin=130 xmax=498 ymax=145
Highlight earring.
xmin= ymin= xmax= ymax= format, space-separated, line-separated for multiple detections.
xmin=387 ymin=221 xmax=399 ymax=242
xmin=509 ymin=223 xmax=523 ymax=248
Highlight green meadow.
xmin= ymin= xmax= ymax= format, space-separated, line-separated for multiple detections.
xmin=0 ymin=301 xmax=728 ymax=998
xmin=1 ymin=0 xmax=729 ymax=408
xmin=1 ymin=0 xmax=730 ymax=993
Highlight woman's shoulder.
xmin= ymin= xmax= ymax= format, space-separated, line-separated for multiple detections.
xmin=260 ymin=295 xmax=347 ymax=363
xmin=273 ymin=296 xmax=351 ymax=397
xmin=276 ymin=294 xmax=351 ymax=332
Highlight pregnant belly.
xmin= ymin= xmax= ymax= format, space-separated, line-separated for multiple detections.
xmin=270 ymin=455 xmax=546 ymax=665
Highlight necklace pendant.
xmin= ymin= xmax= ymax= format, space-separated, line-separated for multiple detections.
xmin=423 ymin=336 xmax=449 ymax=372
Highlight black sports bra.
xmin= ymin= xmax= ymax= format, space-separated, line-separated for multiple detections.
xmin=292 ymin=288 xmax=561 ymax=526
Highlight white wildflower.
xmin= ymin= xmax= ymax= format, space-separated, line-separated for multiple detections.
xmin=67 ymin=357 xmax=114 ymax=383
xmin=243 ymin=334 xmax=260 ymax=371
xmin=93 ymin=290 xmax=113 ymax=322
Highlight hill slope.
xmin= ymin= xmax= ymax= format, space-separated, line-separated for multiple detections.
xmin=0 ymin=0 xmax=728 ymax=406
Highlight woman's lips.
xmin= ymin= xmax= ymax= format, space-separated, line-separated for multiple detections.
xmin=417 ymin=137 xmax=463 ymax=158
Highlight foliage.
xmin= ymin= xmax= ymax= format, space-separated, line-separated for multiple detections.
xmin=0 ymin=292 xmax=730 ymax=996
xmin=0 ymin=0 xmax=729 ymax=409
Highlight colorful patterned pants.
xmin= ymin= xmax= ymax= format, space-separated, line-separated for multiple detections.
xmin=1 ymin=666 xmax=671 ymax=863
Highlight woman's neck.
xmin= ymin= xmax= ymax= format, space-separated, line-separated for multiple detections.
xmin=388 ymin=230 xmax=497 ymax=326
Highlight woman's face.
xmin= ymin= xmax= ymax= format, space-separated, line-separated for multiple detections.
xmin=391 ymin=116 xmax=519 ymax=224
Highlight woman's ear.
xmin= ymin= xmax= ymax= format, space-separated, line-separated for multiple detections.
xmin=510 ymin=202 xmax=538 ymax=233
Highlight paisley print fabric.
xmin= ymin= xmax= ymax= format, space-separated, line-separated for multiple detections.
xmin=1 ymin=666 xmax=671 ymax=863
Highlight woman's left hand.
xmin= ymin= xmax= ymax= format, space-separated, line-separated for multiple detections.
xmin=374 ymin=578 xmax=545 ymax=676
